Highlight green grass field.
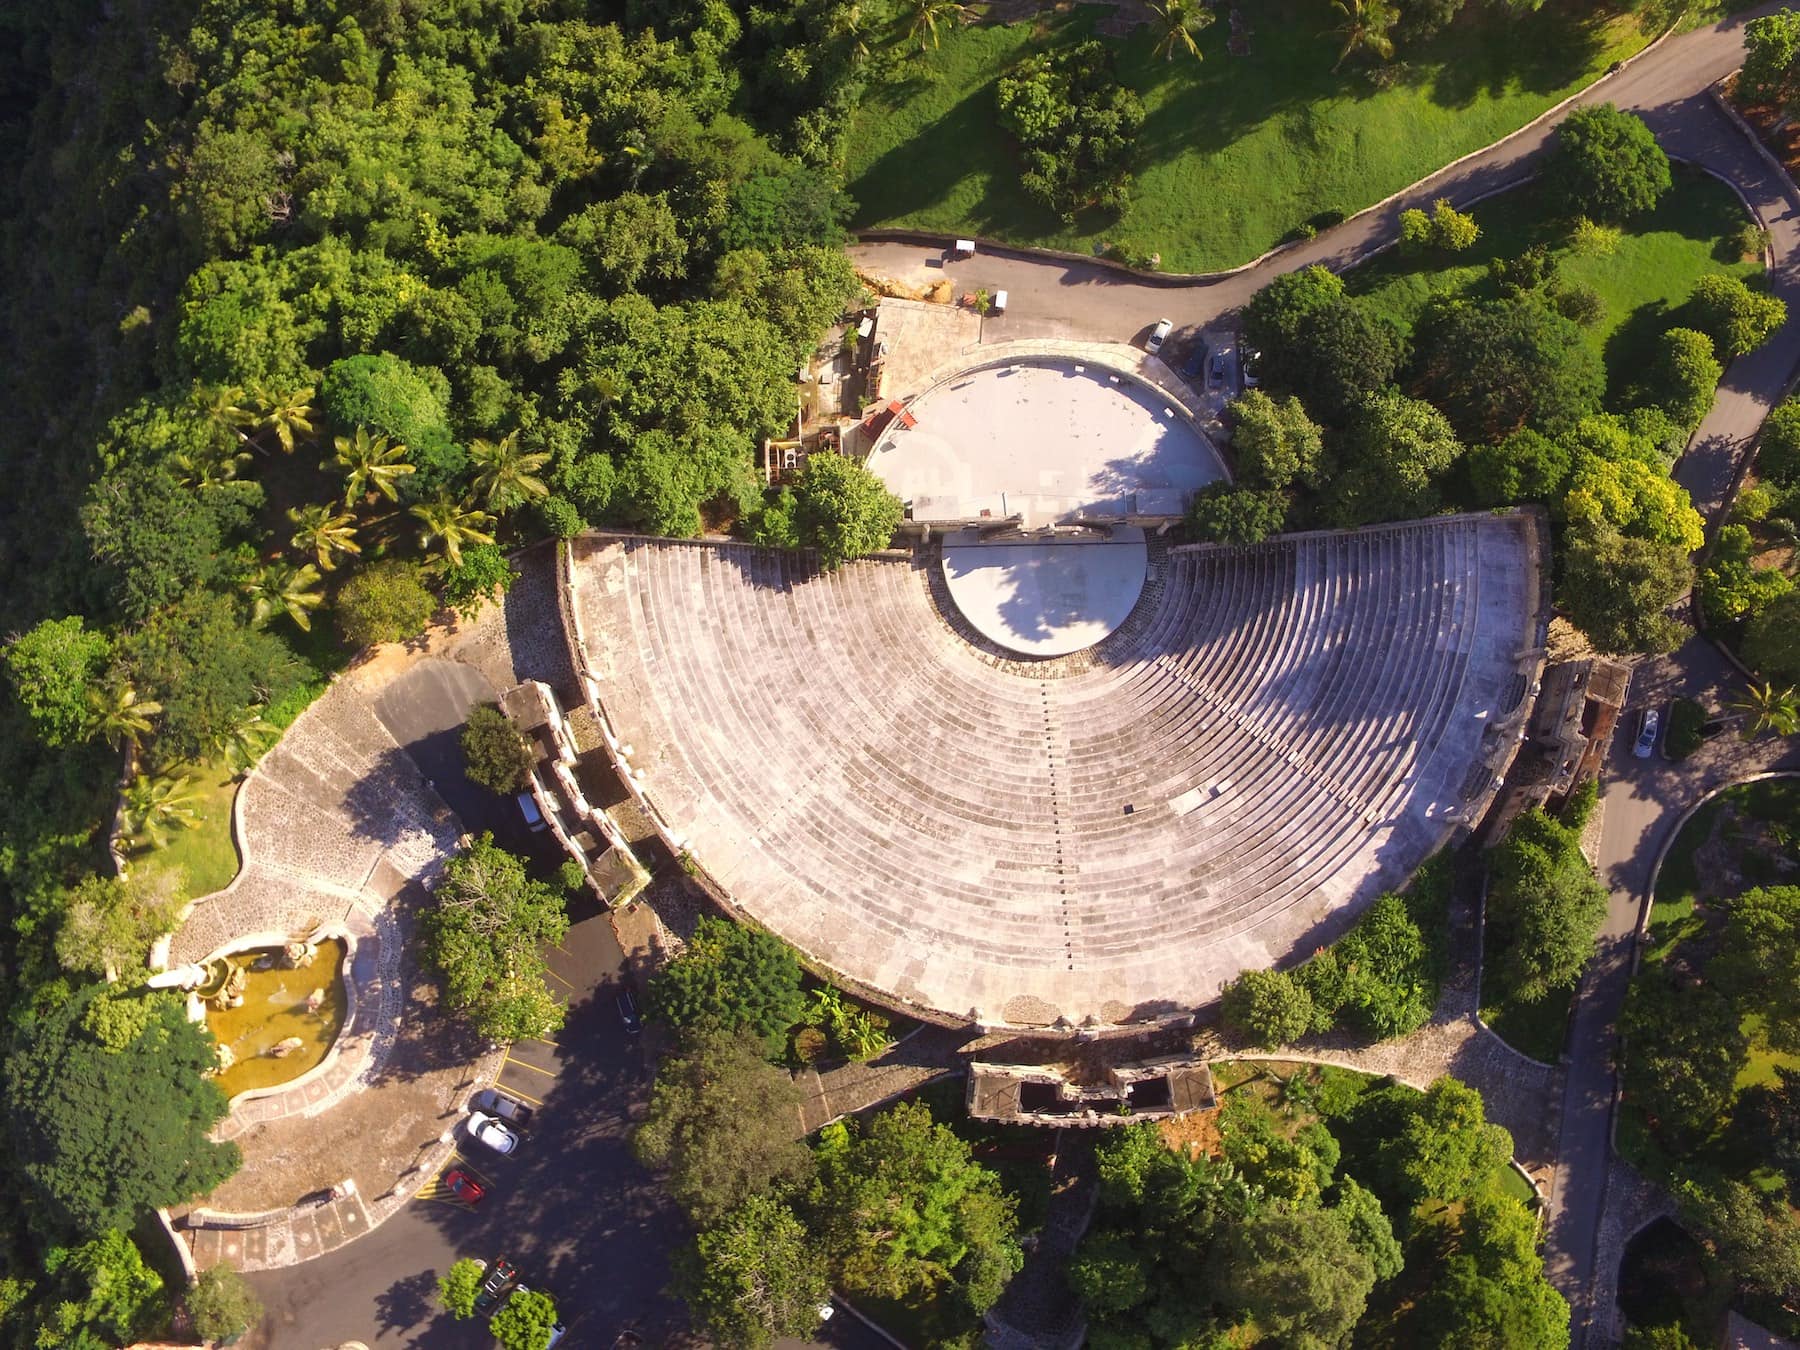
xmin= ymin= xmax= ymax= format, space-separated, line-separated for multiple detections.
xmin=1480 ymin=979 xmax=1571 ymax=1065
xmin=1348 ymin=166 xmax=1762 ymax=399
xmin=846 ymin=1 xmax=1651 ymax=271
xmin=132 ymin=762 xmax=243 ymax=902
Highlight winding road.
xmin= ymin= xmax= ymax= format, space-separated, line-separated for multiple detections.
xmin=855 ymin=6 xmax=1800 ymax=1344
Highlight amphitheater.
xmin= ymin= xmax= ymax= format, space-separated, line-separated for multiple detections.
xmin=563 ymin=512 xmax=1548 ymax=1028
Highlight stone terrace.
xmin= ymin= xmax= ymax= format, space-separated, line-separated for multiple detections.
xmin=567 ymin=514 xmax=1545 ymax=1026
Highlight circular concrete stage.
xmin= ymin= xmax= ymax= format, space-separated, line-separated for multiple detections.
xmin=866 ymin=357 xmax=1225 ymax=527
xmin=942 ymin=529 xmax=1148 ymax=657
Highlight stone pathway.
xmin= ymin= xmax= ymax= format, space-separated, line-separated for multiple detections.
xmin=171 ymin=547 xmax=576 ymax=1271
xmin=794 ymin=1025 xmax=973 ymax=1133
xmin=985 ymin=1132 xmax=1098 ymax=1350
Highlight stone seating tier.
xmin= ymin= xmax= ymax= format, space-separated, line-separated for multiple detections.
xmin=566 ymin=513 xmax=1540 ymax=1026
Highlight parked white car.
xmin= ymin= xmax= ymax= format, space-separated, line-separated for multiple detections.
xmin=467 ymin=1110 xmax=520 ymax=1156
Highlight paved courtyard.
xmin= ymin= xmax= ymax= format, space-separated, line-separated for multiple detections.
xmin=864 ymin=356 xmax=1226 ymax=526
xmin=567 ymin=513 xmax=1546 ymax=1026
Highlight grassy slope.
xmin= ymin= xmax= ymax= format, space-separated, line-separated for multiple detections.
xmin=1349 ymin=165 xmax=1761 ymax=398
xmin=846 ymin=1 xmax=1649 ymax=272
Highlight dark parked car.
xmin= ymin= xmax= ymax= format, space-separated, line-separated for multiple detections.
xmin=474 ymin=1257 xmax=518 ymax=1312
xmin=617 ymin=988 xmax=642 ymax=1036
xmin=1182 ymin=343 xmax=1208 ymax=380
xmin=474 ymin=1087 xmax=534 ymax=1128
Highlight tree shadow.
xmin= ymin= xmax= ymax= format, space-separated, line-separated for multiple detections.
xmin=373 ymin=1267 xmax=440 ymax=1335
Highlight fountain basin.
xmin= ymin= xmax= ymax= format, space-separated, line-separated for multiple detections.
xmin=201 ymin=937 xmax=351 ymax=1104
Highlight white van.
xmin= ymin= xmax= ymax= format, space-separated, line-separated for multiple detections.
xmin=516 ymin=792 xmax=548 ymax=832
xmin=991 ymin=289 xmax=1008 ymax=315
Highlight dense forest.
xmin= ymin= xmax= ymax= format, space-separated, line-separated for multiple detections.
xmin=0 ymin=0 xmax=885 ymax=1340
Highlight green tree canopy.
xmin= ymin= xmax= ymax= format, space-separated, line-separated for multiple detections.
xmin=186 ymin=1263 xmax=262 ymax=1343
xmin=1559 ymin=520 xmax=1691 ymax=655
xmin=1709 ymin=885 xmax=1800 ymax=1051
xmin=37 ymin=1229 xmax=165 ymax=1347
xmin=1221 ymin=968 xmax=1314 ymax=1049
xmin=1547 ymin=104 xmax=1672 ymax=222
xmin=1641 ymin=327 xmax=1722 ymax=433
xmin=1487 ymin=809 xmax=1610 ymax=1003
xmin=674 ymin=1194 xmax=831 ymax=1350
xmin=1230 ymin=390 xmax=1324 ymax=491
xmin=336 ymin=559 xmax=438 ymax=650
xmin=437 ymin=1257 xmax=485 ymax=1318
xmin=648 ymin=915 xmax=806 ymax=1056
xmin=791 ymin=452 xmax=903 ymax=570
xmin=492 ymin=1286 xmax=560 ymax=1350
xmin=1685 ymin=274 xmax=1787 ymax=359
xmin=1620 ymin=971 xmax=1747 ymax=1153
xmin=1411 ymin=293 xmax=1604 ymax=441
xmin=812 ymin=1099 xmax=1022 ymax=1310
xmin=461 ymin=704 xmax=534 ymax=795
xmin=634 ymin=1027 xmax=814 ymax=1224
xmin=1183 ymin=484 xmax=1289 ymax=546
xmin=1379 ymin=1077 xmax=1512 ymax=1206
xmin=1211 ymin=1208 xmax=1376 ymax=1348
xmin=1740 ymin=11 xmax=1800 ymax=109
xmin=4 ymin=984 xmax=238 ymax=1235
xmin=995 ymin=41 xmax=1146 ymax=221
xmin=1743 ymin=589 xmax=1800 ymax=683
xmin=5 ymin=617 xmax=111 ymax=748
xmin=1331 ymin=390 xmax=1464 ymax=526
xmin=423 ymin=832 xmax=569 ymax=1042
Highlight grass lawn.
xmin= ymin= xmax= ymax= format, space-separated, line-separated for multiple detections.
xmin=129 ymin=760 xmax=243 ymax=902
xmin=1479 ymin=977 xmax=1572 ymax=1065
xmin=1348 ymin=166 xmax=1762 ymax=399
xmin=845 ymin=0 xmax=1651 ymax=272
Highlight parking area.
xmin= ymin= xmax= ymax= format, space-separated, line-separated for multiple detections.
xmin=250 ymin=889 xmax=684 ymax=1349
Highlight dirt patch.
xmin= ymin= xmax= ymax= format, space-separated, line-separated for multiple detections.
xmin=1158 ymin=1105 xmax=1221 ymax=1159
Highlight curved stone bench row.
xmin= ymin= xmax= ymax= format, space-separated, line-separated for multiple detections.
xmin=565 ymin=513 xmax=1542 ymax=1025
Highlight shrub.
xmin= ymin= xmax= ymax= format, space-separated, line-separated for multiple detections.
xmin=1757 ymin=399 xmax=1800 ymax=485
xmin=537 ymin=494 xmax=584 ymax=539
xmin=1568 ymin=216 xmax=1622 ymax=257
xmin=336 ymin=558 xmax=436 ymax=648
xmin=1744 ymin=590 xmax=1800 ymax=682
xmin=558 ymin=858 xmax=588 ymax=893
xmin=1684 ymin=274 xmax=1787 ymax=359
xmin=187 ymin=1264 xmax=262 ymax=1343
xmin=1551 ymin=283 xmax=1605 ymax=328
xmin=1664 ymin=697 xmax=1707 ymax=760
xmin=460 ymin=704 xmax=533 ymax=794
xmin=1699 ymin=524 xmax=1792 ymax=630
xmin=1222 ymin=969 xmax=1314 ymax=1048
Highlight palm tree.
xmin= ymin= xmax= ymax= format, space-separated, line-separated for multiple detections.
xmin=410 ymin=494 xmax=495 ymax=567
xmin=1147 ymin=0 xmax=1213 ymax=62
xmin=214 ymin=704 xmax=278 ymax=777
xmin=287 ymin=503 xmax=363 ymax=570
xmin=467 ymin=432 xmax=552 ymax=513
xmin=1730 ymin=681 xmax=1800 ymax=739
xmin=171 ymin=440 xmax=253 ymax=489
xmin=189 ymin=383 xmax=256 ymax=443
xmin=122 ymin=774 xmax=203 ymax=850
xmin=333 ymin=426 xmax=416 ymax=505
xmin=1331 ymin=0 xmax=1398 ymax=73
xmin=831 ymin=1 xmax=876 ymax=63
xmin=86 ymin=683 xmax=162 ymax=750
xmin=252 ymin=384 xmax=317 ymax=454
xmin=904 ymin=0 xmax=966 ymax=52
xmin=242 ymin=560 xmax=326 ymax=631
